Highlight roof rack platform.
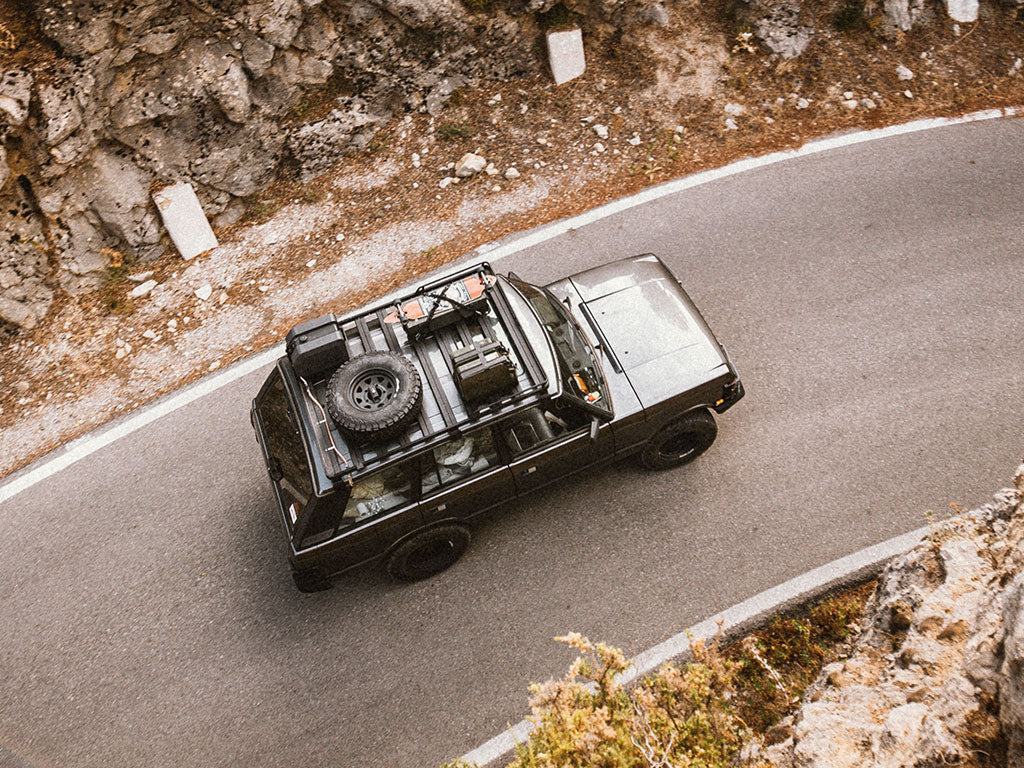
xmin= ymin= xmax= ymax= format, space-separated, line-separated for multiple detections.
xmin=286 ymin=263 xmax=550 ymax=482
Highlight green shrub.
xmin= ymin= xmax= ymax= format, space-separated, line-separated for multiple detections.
xmin=438 ymin=123 xmax=474 ymax=141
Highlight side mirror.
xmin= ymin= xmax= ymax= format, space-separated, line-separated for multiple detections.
xmin=269 ymin=456 xmax=284 ymax=482
xmin=589 ymin=416 xmax=601 ymax=443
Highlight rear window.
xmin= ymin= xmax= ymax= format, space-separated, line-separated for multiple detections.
xmin=258 ymin=371 xmax=313 ymax=526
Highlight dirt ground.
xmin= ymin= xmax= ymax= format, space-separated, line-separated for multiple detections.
xmin=2 ymin=1 xmax=1023 ymax=478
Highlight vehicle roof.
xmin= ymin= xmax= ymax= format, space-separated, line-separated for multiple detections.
xmin=281 ymin=263 xmax=555 ymax=487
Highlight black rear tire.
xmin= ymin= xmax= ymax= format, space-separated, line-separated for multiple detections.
xmin=386 ymin=525 xmax=471 ymax=582
xmin=326 ymin=351 xmax=422 ymax=443
xmin=638 ymin=408 xmax=717 ymax=470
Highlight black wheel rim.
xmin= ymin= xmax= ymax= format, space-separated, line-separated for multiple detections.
xmin=409 ymin=538 xmax=457 ymax=575
xmin=349 ymin=369 xmax=398 ymax=411
xmin=660 ymin=433 xmax=697 ymax=460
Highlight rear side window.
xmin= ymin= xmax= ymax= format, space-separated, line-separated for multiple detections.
xmin=341 ymin=458 xmax=420 ymax=527
xmin=421 ymin=428 xmax=499 ymax=494
xmin=257 ymin=372 xmax=313 ymax=525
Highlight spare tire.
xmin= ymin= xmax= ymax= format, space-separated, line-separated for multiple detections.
xmin=326 ymin=351 xmax=422 ymax=442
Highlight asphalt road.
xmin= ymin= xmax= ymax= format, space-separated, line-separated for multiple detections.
xmin=2 ymin=117 xmax=1023 ymax=768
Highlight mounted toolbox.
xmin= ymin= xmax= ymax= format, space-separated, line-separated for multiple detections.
xmin=285 ymin=314 xmax=348 ymax=379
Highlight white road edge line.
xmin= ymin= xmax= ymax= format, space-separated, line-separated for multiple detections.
xmin=1 ymin=106 xmax=1017 ymax=505
xmin=460 ymin=524 xmax=931 ymax=767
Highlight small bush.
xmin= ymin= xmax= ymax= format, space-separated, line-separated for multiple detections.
xmin=472 ymin=585 xmax=873 ymax=768
xmin=507 ymin=633 xmax=748 ymax=768
xmin=100 ymin=248 xmax=133 ymax=285
xmin=438 ymin=122 xmax=474 ymax=141
xmin=729 ymin=583 xmax=873 ymax=731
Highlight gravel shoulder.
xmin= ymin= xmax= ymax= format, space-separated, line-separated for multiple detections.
xmin=2 ymin=5 xmax=1023 ymax=479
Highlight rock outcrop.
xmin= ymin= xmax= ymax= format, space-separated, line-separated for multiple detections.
xmin=745 ymin=463 xmax=1024 ymax=767
xmin=1 ymin=0 xmax=604 ymax=328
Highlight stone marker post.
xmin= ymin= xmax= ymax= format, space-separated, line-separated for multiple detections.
xmin=546 ymin=29 xmax=586 ymax=86
xmin=153 ymin=182 xmax=219 ymax=261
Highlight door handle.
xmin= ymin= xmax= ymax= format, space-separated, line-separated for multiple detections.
xmin=520 ymin=466 xmax=537 ymax=476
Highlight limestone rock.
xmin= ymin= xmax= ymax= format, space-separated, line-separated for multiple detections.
xmin=137 ymin=20 xmax=189 ymax=55
xmin=454 ymin=152 xmax=486 ymax=177
xmin=1001 ymin=572 xmax=1024 ymax=761
xmin=0 ymin=294 xmax=41 ymax=329
xmin=375 ymin=0 xmax=467 ymax=30
xmin=235 ymin=0 xmax=305 ymax=48
xmin=945 ymin=0 xmax=979 ymax=22
xmin=744 ymin=465 xmax=1024 ymax=768
xmin=640 ymin=2 xmax=669 ymax=26
xmin=86 ymin=150 xmax=162 ymax=255
xmin=0 ymin=67 xmax=33 ymax=127
xmin=286 ymin=100 xmax=388 ymax=178
xmin=883 ymin=0 xmax=927 ymax=32
xmin=740 ymin=1 xmax=813 ymax=60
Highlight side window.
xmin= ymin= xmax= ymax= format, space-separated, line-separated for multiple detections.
xmin=500 ymin=404 xmax=589 ymax=457
xmin=422 ymin=428 xmax=500 ymax=494
xmin=341 ymin=458 xmax=419 ymax=528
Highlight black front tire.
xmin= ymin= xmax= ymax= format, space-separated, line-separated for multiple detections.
xmin=638 ymin=408 xmax=717 ymax=470
xmin=386 ymin=525 xmax=471 ymax=582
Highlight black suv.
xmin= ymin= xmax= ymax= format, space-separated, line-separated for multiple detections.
xmin=251 ymin=255 xmax=743 ymax=592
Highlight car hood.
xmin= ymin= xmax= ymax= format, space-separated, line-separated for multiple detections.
xmin=548 ymin=255 xmax=728 ymax=408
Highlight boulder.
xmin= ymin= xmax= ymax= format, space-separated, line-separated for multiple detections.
xmin=454 ymin=152 xmax=486 ymax=176
xmin=754 ymin=1 xmax=812 ymax=59
xmin=883 ymin=0 xmax=927 ymax=32
xmin=86 ymin=150 xmax=163 ymax=257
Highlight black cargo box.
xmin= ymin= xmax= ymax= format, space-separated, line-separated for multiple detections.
xmin=286 ymin=314 xmax=348 ymax=379
xmin=452 ymin=340 xmax=518 ymax=403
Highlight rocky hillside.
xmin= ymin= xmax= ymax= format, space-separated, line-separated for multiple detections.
xmin=0 ymin=0 xmax=698 ymax=332
xmin=2 ymin=0 xmax=1020 ymax=334
xmin=743 ymin=463 xmax=1024 ymax=767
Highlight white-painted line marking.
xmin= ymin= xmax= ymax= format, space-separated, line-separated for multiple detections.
xmin=461 ymin=525 xmax=930 ymax=767
xmin=1 ymin=106 xmax=1017 ymax=503
xmin=0 ymin=344 xmax=283 ymax=505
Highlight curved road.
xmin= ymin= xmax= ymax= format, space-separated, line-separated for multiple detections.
xmin=2 ymin=117 xmax=1022 ymax=768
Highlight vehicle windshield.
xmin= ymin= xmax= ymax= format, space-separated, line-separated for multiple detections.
xmin=506 ymin=276 xmax=611 ymax=415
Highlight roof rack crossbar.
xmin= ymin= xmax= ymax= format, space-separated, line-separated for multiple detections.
xmin=355 ymin=316 xmax=375 ymax=354
xmin=412 ymin=340 xmax=456 ymax=430
xmin=376 ymin=308 xmax=402 ymax=355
